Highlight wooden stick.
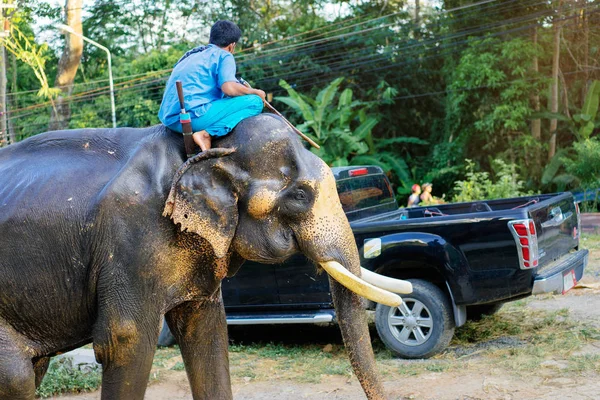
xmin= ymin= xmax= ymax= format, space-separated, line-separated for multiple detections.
xmin=175 ymin=80 xmax=197 ymax=158
xmin=240 ymin=79 xmax=320 ymax=149
xmin=262 ymin=101 xmax=320 ymax=149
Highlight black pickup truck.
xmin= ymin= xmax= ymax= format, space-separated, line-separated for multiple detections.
xmin=160 ymin=166 xmax=588 ymax=358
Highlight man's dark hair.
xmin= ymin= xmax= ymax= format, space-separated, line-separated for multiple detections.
xmin=209 ymin=20 xmax=242 ymax=47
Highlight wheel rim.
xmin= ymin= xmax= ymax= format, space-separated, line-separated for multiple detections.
xmin=387 ymin=298 xmax=433 ymax=347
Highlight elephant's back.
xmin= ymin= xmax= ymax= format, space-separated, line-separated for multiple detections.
xmin=0 ymin=125 xmax=172 ymax=213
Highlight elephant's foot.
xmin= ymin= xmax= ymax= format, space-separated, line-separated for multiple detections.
xmin=0 ymin=320 xmax=36 ymax=399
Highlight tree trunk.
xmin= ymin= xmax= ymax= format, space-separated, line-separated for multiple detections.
xmin=0 ymin=45 xmax=7 ymax=147
xmin=582 ymin=8 xmax=589 ymax=105
xmin=48 ymin=0 xmax=83 ymax=131
xmin=10 ymin=52 xmax=16 ymax=109
xmin=415 ymin=0 xmax=420 ymax=24
xmin=157 ymin=0 xmax=171 ymax=48
xmin=7 ymin=94 xmax=15 ymax=144
xmin=548 ymin=2 xmax=563 ymax=162
xmin=8 ymin=52 xmax=17 ymax=144
xmin=530 ymin=26 xmax=541 ymax=141
xmin=414 ymin=0 xmax=420 ymax=38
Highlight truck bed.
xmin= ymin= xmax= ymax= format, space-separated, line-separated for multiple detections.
xmin=352 ymin=192 xmax=581 ymax=305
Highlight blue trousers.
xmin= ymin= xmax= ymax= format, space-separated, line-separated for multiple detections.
xmin=168 ymin=95 xmax=264 ymax=137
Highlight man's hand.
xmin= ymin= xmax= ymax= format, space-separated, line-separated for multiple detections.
xmin=253 ymin=89 xmax=266 ymax=101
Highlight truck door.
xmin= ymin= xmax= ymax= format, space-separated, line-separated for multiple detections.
xmin=222 ymin=261 xmax=280 ymax=307
xmin=274 ymin=254 xmax=332 ymax=306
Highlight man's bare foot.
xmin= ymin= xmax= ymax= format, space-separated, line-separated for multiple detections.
xmin=192 ymin=130 xmax=211 ymax=152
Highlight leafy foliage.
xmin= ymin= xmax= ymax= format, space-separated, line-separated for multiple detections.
xmin=1 ymin=22 xmax=59 ymax=100
xmin=452 ymin=159 xmax=530 ymax=202
xmin=563 ymin=138 xmax=600 ymax=189
xmin=540 ymin=81 xmax=600 ymax=191
xmin=277 ymin=77 xmax=426 ymax=192
xmin=441 ymin=36 xmax=545 ymax=187
xmin=276 ymin=77 xmax=376 ymax=166
xmin=36 ymin=357 xmax=101 ymax=398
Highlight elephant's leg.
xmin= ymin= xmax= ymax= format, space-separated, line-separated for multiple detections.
xmin=33 ymin=357 xmax=50 ymax=388
xmin=93 ymin=308 xmax=160 ymax=400
xmin=0 ymin=320 xmax=36 ymax=400
xmin=165 ymin=289 xmax=232 ymax=400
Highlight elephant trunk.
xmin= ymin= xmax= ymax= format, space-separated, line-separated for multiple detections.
xmin=330 ymin=276 xmax=386 ymax=399
xmin=292 ymin=165 xmax=409 ymax=399
xmin=321 ymin=224 xmax=387 ymax=399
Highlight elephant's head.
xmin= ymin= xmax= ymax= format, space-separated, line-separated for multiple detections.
xmin=163 ymin=114 xmax=410 ymax=399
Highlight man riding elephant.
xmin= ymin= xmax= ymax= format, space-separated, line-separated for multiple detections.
xmin=0 ymin=115 xmax=409 ymax=399
xmin=159 ymin=20 xmax=266 ymax=152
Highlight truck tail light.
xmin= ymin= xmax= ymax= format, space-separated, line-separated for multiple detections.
xmin=508 ymin=219 xmax=539 ymax=269
xmin=348 ymin=167 xmax=369 ymax=177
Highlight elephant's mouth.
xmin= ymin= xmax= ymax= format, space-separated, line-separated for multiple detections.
xmin=319 ymin=261 xmax=412 ymax=307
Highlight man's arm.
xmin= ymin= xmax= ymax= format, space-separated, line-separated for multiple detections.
xmin=218 ymin=53 xmax=266 ymax=100
xmin=221 ymin=82 xmax=266 ymax=100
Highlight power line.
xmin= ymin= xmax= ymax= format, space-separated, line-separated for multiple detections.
xmin=246 ymin=1 xmax=588 ymax=90
xmin=235 ymin=0 xmax=551 ymax=80
xmin=235 ymin=0 xmax=529 ymax=65
xmin=9 ymin=0 xmax=533 ymax=109
xmin=9 ymin=1 xmax=596 ymax=127
xmin=9 ymin=0 xmax=512 ymax=100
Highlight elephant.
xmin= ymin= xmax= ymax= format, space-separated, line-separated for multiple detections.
xmin=0 ymin=114 xmax=409 ymax=399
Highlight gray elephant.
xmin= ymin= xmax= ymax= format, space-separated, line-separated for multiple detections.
xmin=0 ymin=114 xmax=407 ymax=399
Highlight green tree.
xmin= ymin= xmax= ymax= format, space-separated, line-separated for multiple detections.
xmin=276 ymin=77 xmax=426 ymax=192
xmin=441 ymin=36 xmax=545 ymax=186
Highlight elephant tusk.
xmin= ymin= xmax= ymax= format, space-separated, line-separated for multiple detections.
xmin=360 ymin=267 xmax=413 ymax=294
xmin=320 ymin=261 xmax=402 ymax=307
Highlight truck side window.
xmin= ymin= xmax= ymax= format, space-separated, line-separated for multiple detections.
xmin=336 ymin=174 xmax=394 ymax=213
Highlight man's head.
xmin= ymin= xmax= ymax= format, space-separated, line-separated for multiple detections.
xmin=210 ymin=20 xmax=242 ymax=51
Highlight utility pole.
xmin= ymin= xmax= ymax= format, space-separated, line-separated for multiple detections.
xmin=0 ymin=0 xmax=15 ymax=147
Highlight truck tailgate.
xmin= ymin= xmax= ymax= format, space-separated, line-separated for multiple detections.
xmin=530 ymin=194 xmax=579 ymax=268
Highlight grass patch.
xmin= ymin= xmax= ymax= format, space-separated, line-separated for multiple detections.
xmin=171 ymin=361 xmax=185 ymax=371
xmin=229 ymin=342 xmax=351 ymax=383
xmin=453 ymin=314 xmax=523 ymax=344
xmin=225 ymin=303 xmax=600 ymax=383
xmin=566 ymin=354 xmax=600 ymax=373
xmin=152 ymin=345 xmax=181 ymax=368
xmin=581 ymin=233 xmax=600 ymax=275
xmin=581 ymin=233 xmax=600 ymax=250
xmin=36 ymin=357 xmax=101 ymax=398
xmin=447 ymin=303 xmax=600 ymax=376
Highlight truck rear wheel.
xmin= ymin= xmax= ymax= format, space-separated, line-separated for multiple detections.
xmin=375 ymin=279 xmax=454 ymax=359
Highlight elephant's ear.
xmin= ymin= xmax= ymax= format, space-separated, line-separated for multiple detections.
xmin=163 ymin=148 xmax=238 ymax=258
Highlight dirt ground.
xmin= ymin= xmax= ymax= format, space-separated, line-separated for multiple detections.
xmin=55 ymin=237 xmax=600 ymax=400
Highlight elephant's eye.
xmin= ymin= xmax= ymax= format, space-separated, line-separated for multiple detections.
xmin=294 ymin=190 xmax=307 ymax=201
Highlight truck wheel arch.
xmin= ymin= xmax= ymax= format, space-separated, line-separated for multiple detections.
xmin=372 ymin=260 xmax=467 ymax=328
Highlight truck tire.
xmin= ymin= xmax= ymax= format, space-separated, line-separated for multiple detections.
xmin=375 ymin=279 xmax=454 ymax=359
xmin=467 ymin=303 xmax=503 ymax=321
